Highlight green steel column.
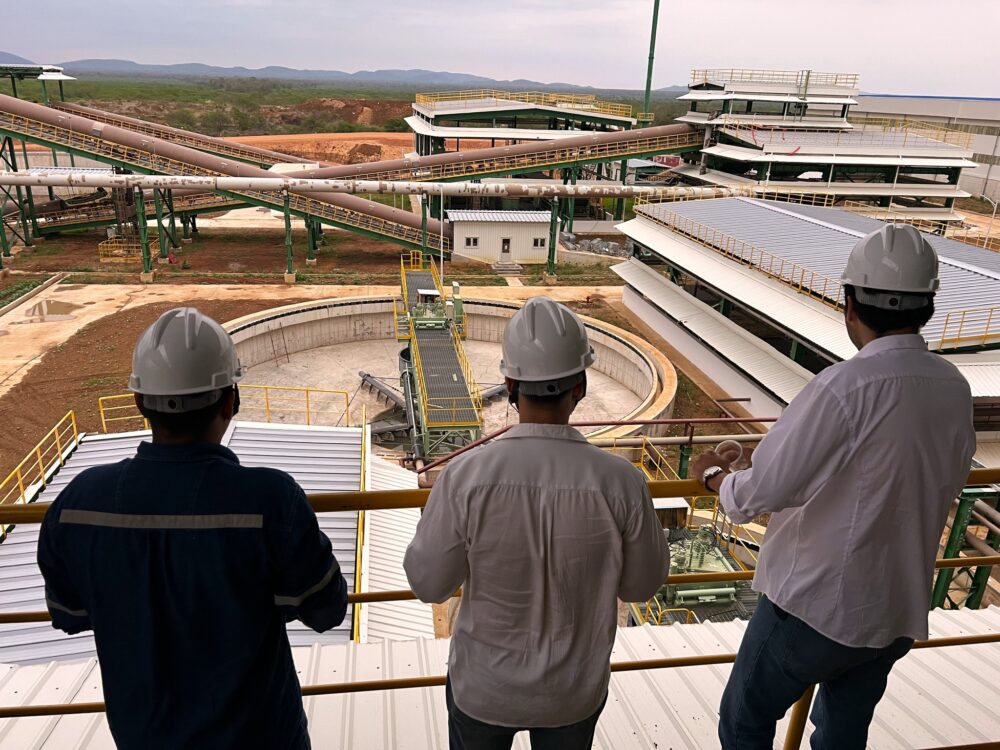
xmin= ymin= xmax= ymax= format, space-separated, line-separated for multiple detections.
xmin=181 ymin=214 xmax=192 ymax=241
xmin=421 ymin=198 xmax=428 ymax=251
xmin=643 ymin=0 xmax=661 ymax=117
xmin=153 ymin=190 xmax=168 ymax=260
xmin=283 ymin=190 xmax=294 ymax=275
xmin=718 ymin=298 xmax=733 ymax=318
xmin=547 ymin=198 xmax=559 ymax=276
xmin=164 ymin=190 xmax=179 ymax=248
xmin=0 ymin=217 xmax=9 ymax=260
xmin=567 ymin=169 xmax=578 ymax=233
xmin=135 ymin=188 xmax=152 ymax=274
xmin=306 ymin=220 xmax=317 ymax=262
xmin=789 ymin=340 xmax=805 ymax=364
xmin=966 ymin=524 xmax=999 ymax=610
xmin=4 ymin=138 xmax=33 ymax=247
xmin=931 ymin=494 xmax=976 ymax=609
xmin=678 ymin=445 xmax=692 ymax=479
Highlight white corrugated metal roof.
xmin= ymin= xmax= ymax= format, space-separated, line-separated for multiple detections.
xmin=618 ymin=217 xmax=856 ymax=361
xmin=678 ymin=91 xmax=859 ymax=105
xmin=974 ymin=432 xmax=1000 ymax=468
xmin=637 ymin=199 xmax=1000 ymax=349
xmin=612 ymin=258 xmax=813 ymax=404
xmin=0 ymin=607 xmax=997 ymax=748
xmin=446 ymin=210 xmax=551 ymax=223
xmin=953 ymin=363 xmax=1000 ymax=399
xmin=361 ymin=457 xmax=434 ymax=643
xmin=0 ymin=422 xmax=369 ymax=663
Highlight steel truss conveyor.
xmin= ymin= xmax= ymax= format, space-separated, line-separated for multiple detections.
xmin=397 ymin=253 xmax=481 ymax=458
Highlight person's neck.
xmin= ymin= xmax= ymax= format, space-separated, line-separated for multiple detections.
xmin=150 ymin=432 xmax=219 ymax=446
xmin=857 ymin=327 xmax=920 ymax=348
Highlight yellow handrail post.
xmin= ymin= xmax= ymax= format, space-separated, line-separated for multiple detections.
xmin=305 ymin=389 xmax=311 ymax=426
xmin=264 ymin=388 xmax=271 ymax=423
xmin=782 ymin=684 xmax=816 ymax=750
xmin=35 ymin=447 xmax=45 ymax=489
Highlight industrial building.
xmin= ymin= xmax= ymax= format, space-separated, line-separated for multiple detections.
xmin=671 ymin=69 xmax=978 ymax=220
xmin=447 ymin=210 xmax=552 ymax=266
xmin=854 ymin=94 xmax=1000 ymax=201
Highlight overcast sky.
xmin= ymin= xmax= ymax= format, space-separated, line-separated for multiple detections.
xmin=6 ymin=0 xmax=998 ymax=96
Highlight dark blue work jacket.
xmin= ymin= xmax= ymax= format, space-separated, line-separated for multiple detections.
xmin=37 ymin=441 xmax=348 ymax=750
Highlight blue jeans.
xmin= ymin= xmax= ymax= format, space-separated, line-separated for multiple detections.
xmin=446 ymin=678 xmax=606 ymax=750
xmin=719 ymin=597 xmax=913 ymax=750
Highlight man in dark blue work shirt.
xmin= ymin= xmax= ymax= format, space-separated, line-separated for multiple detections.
xmin=38 ymin=308 xmax=348 ymax=750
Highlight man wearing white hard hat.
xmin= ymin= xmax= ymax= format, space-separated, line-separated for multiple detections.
xmin=38 ymin=308 xmax=348 ymax=750
xmin=692 ymin=225 xmax=976 ymax=748
xmin=405 ymin=296 xmax=669 ymax=749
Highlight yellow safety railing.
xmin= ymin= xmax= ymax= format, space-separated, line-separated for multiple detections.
xmin=639 ymin=598 xmax=698 ymax=626
xmin=690 ymin=68 xmax=860 ymax=89
xmin=721 ymin=118 xmax=973 ymax=151
xmin=239 ymin=385 xmax=351 ymax=427
xmin=0 ymin=412 xmax=78 ymax=524
xmin=98 ymin=394 xmax=149 ymax=433
xmin=634 ymin=202 xmax=847 ymax=308
xmin=936 ymin=306 xmax=1000 ymax=350
xmin=97 ymin=236 xmax=144 ymax=264
xmin=841 ymin=200 xmax=1000 ymax=254
xmin=415 ymin=89 xmax=633 ymax=119
xmin=0 ymin=471 xmax=996 ymax=750
xmin=352 ymin=405 xmax=367 ymax=642
xmin=99 ymin=386 xmax=351 ymax=432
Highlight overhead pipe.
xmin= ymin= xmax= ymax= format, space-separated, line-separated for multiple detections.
xmin=0 ymin=171 xmax=736 ymax=200
xmin=0 ymin=93 xmax=446 ymax=238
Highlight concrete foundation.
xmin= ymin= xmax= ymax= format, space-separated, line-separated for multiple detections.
xmin=138 ymin=271 xmax=156 ymax=283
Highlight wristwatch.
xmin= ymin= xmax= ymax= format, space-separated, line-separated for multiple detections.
xmin=700 ymin=465 xmax=726 ymax=490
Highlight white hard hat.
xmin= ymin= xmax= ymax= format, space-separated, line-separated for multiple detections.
xmin=129 ymin=307 xmax=243 ymax=413
xmin=499 ymin=297 xmax=595 ymax=395
xmin=841 ymin=224 xmax=939 ymax=310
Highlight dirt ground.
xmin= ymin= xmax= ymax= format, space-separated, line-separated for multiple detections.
xmin=3 ymin=227 xmax=506 ymax=285
xmin=0 ymin=298 xmax=312 ymax=472
xmin=231 ymin=132 xmax=412 ymax=163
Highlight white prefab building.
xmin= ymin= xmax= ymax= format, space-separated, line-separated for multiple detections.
xmin=447 ymin=210 xmax=551 ymax=264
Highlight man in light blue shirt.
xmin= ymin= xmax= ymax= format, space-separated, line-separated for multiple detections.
xmin=694 ymin=225 xmax=976 ymax=749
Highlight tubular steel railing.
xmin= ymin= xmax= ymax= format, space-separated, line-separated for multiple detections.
xmin=0 ymin=411 xmax=78 ymax=517
xmin=689 ymin=68 xmax=860 ymax=89
xmin=99 ymin=386 xmax=352 ymax=432
xmin=415 ymin=89 xmax=634 ymax=119
xmin=936 ymin=306 xmax=1000 ymax=350
xmin=721 ymin=119 xmax=973 ymax=151
xmin=0 ymin=473 xmax=997 ymax=749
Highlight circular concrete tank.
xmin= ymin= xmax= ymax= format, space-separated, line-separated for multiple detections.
xmin=225 ymin=297 xmax=676 ymax=443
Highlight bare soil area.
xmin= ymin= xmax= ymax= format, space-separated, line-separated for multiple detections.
xmin=0 ymin=298 xmax=310 ymax=472
xmin=231 ymin=132 xmax=412 ymax=163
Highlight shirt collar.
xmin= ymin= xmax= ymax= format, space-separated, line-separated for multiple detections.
xmin=500 ymin=423 xmax=589 ymax=443
xmin=136 ymin=441 xmax=240 ymax=465
xmin=855 ymin=333 xmax=928 ymax=359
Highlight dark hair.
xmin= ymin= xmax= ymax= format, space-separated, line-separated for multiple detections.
xmin=138 ymin=388 xmax=232 ymax=438
xmin=511 ymin=373 xmax=587 ymax=408
xmin=844 ymin=285 xmax=934 ymax=334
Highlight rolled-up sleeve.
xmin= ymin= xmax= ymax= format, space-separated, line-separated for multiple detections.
xmin=272 ymin=485 xmax=348 ymax=633
xmin=404 ymin=469 xmax=468 ymax=603
xmin=618 ymin=474 xmax=670 ymax=603
xmin=721 ymin=380 xmax=851 ymax=524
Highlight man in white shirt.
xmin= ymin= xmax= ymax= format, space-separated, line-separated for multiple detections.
xmin=693 ymin=224 xmax=976 ymax=749
xmin=405 ymin=297 xmax=669 ymax=750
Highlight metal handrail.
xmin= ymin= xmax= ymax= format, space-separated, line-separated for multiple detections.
xmin=0 ymin=412 xmax=78 ymax=510
xmin=720 ymin=119 xmax=973 ymax=151
xmin=937 ymin=306 xmax=1000 ymax=349
xmin=415 ymin=89 xmax=634 ymax=119
xmin=689 ymin=68 xmax=860 ymax=89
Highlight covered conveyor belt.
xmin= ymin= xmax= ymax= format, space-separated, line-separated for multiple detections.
xmin=286 ymin=122 xmax=702 ymax=183
xmin=39 ymin=192 xmax=244 ymax=232
xmin=51 ymin=101 xmax=314 ymax=168
xmin=0 ymin=93 xmax=451 ymax=251
xmin=412 ymin=327 xmax=479 ymax=426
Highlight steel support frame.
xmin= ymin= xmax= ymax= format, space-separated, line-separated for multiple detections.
xmin=134 ymin=187 xmax=152 ymax=274
xmin=931 ymin=494 xmax=976 ymax=608
xmin=283 ymin=190 xmax=294 ymax=275
xmin=1 ymin=136 xmax=33 ymax=250
xmin=547 ymin=197 xmax=559 ymax=276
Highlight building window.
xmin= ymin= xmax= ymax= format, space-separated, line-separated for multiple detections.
xmin=533 ymin=238 xmax=546 ymax=248
xmin=465 ymin=237 xmax=479 ymax=248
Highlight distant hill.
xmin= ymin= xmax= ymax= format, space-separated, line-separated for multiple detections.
xmin=0 ymin=52 xmax=688 ymax=95
xmin=0 ymin=51 xmax=36 ymax=65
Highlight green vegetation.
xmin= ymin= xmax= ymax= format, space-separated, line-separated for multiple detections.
xmin=0 ymin=277 xmax=47 ymax=307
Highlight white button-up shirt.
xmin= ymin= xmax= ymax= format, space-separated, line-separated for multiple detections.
xmin=404 ymin=423 xmax=669 ymax=727
xmin=721 ymin=334 xmax=976 ymax=648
